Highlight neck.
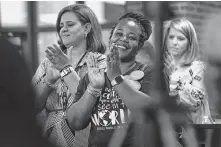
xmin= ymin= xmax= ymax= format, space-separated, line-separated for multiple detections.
xmin=120 ymin=60 xmax=136 ymax=74
xmin=67 ymin=41 xmax=87 ymax=66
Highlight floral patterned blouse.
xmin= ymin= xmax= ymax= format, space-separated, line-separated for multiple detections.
xmin=167 ymin=60 xmax=214 ymax=124
xmin=32 ymin=51 xmax=106 ymax=147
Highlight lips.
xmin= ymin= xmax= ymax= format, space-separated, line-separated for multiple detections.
xmin=114 ymin=43 xmax=129 ymax=50
xmin=62 ymin=34 xmax=70 ymax=37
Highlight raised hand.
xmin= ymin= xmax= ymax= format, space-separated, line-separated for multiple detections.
xmin=106 ymin=44 xmax=122 ymax=81
xmin=45 ymin=64 xmax=60 ymax=85
xmin=164 ymin=50 xmax=177 ymax=76
xmin=45 ymin=44 xmax=72 ymax=71
xmin=86 ymin=52 xmax=105 ymax=89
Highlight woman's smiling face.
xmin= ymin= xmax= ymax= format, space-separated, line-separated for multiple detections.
xmin=110 ymin=18 xmax=142 ymax=62
xmin=59 ymin=12 xmax=85 ymax=48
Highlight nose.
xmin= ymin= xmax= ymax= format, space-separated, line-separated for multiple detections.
xmin=61 ymin=24 xmax=68 ymax=33
xmin=172 ymin=38 xmax=178 ymax=45
xmin=122 ymin=35 xmax=129 ymax=44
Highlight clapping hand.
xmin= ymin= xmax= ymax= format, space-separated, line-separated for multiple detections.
xmin=164 ymin=50 xmax=177 ymax=76
xmin=45 ymin=44 xmax=72 ymax=71
xmin=86 ymin=52 xmax=105 ymax=89
xmin=45 ymin=64 xmax=60 ymax=85
xmin=106 ymin=44 xmax=122 ymax=81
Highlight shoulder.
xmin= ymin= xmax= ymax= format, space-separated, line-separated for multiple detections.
xmin=191 ymin=60 xmax=206 ymax=71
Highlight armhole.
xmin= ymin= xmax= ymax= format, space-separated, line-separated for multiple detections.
xmin=139 ymin=64 xmax=148 ymax=85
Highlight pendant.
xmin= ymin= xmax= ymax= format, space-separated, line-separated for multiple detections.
xmin=130 ymin=70 xmax=144 ymax=81
xmin=127 ymin=80 xmax=141 ymax=90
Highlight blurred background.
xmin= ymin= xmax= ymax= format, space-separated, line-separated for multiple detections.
xmin=1 ymin=0 xmax=221 ymax=122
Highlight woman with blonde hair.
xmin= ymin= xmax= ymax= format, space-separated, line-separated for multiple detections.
xmin=32 ymin=4 xmax=106 ymax=147
xmin=163 ymin=18 xmax=213 ymax=124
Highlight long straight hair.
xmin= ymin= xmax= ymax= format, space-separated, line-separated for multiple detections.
xmin=163 ymin=18 xmax=199 ymax=66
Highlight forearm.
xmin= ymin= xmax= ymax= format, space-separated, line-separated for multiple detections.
xmin=63 ymin=71 xmax=80 ymax=96
xmin=114 ymin=80 xmax=151 ymax=113
xmin=67 ymin=90 xmax=98 ymax=130
xmin=34 ymin=82 xmax=53 ymax=113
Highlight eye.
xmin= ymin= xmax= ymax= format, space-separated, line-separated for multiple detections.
xmin=177 ymin=36 xmax=185 ymax=41
xmin=128 ymin=35 xmax=137 ymax=40
xmin=168 ymin=35 xmax=174 ymax=39
xmin=114 ymin=32 xmax=123 ymax=37
xmin=67 ymin=22 xmax=74 ymax=27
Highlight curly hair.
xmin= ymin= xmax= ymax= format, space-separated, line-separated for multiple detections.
xmin=109 ymin=12 xmax=152 ymax=48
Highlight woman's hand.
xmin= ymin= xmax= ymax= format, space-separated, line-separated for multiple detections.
xmin=45 ymin=64 xmax=60 ymax=84
xmin=86 ymin=53 xmax=105 ymax=89
xmin=106 ymin=44 xmax=122 ymax=81
xmin=164 ymin=51 xmax=177 ymax=76
xmin=45 ymin=44 xmax=72 ymax=71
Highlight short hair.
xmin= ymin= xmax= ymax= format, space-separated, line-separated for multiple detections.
xmin=163 ymin=18 xmax=199 ymax=65
xmin=109 ymin=12 xmax=152 ymax=49
xmin=56 ymin=4 xmax=106 ymax=54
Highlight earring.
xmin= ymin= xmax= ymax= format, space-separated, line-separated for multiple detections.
xmin=85 ymin=33 xmax=87 ymax=38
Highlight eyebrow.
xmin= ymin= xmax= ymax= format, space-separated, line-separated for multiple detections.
xmin=60 ymin=21 xmax=74 ymax=24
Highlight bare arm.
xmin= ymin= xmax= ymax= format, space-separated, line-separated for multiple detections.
xmin=67 ymin=82 xmax=98 ymax=130
xmin=34 ymin=81 xmax=53 ymax=113
xmin=32 ymin=59 xmax=60 ymax=113
xmin=67 ymin=54 xmax=105 ymax=130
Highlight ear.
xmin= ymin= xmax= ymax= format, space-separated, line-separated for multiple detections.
xmin=138 ymin=42 xmax=144 ymax=52
xmin=84 ymin=23 xmax=92 ymax=36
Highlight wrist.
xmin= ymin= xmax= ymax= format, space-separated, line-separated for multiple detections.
xmin=60 ymin=65 xmax=74 ymax=78
xmin=87 ymin=84 xmax=102 ymax=98
xmin=111 ymin=75 xmax=124 ymax=87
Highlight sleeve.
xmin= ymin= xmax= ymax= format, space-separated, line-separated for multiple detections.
xmin=32 ymin=59 xmax=48 ymax=87
xmin=140 ymin=64 xmax=154 ymax=95
xmin=177 ymin=63 xmax=206 ymax=111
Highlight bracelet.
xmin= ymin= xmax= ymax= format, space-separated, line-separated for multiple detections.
xmin=87 ymin=84 xmax=102 ymax=98
xmin=60 ymin=65 xmax=74 ymax=78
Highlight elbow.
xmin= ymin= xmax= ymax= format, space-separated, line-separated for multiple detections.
xmin=67 ymin=116 xmax=88 ymax=131
xmin=66 ymin=109 xmax=89 ymax=131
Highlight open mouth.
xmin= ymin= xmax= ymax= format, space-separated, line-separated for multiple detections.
xmin=114 ymin=44 xmax=127 ymax=50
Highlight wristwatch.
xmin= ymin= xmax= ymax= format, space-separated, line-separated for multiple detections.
xmin=111 ymin=75 xmax=124 ymax=86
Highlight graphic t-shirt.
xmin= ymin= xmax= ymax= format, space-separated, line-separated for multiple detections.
xmin=74 ymin=62 xmax=153 ymax=147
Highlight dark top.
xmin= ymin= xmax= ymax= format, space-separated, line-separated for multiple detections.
xmin=75 ymin=61 xmax=153 ymax=147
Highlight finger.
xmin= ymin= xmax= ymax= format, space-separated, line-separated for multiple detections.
xmin=52 ymin=44 xmax=63 ymax=55
xmin=46 ymin=54 xmax=55 ymax=64
xmin=47 ymin=46 xmax=57 ymax=56
xmin=87 ymin=53 xmax=94 ymax=67
xmin=164 ymin=62 xmax=169 ymax=69
xmin=94 ymin=54 xmax=98 ymax=68
xmin=45 ymin=48 xmax=54 ymax=57
xmin=106 ymin=54 xmax=111 ymax=67
xmin=85 ymin=58 xmax=92 ymax=69
xmin=164 ymin=59 xmax=170 ymax=67
xmin=90 ymin=53 xmax=97 ymax=68
xmin=114 ymin=47 xmax=120 ymax=61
